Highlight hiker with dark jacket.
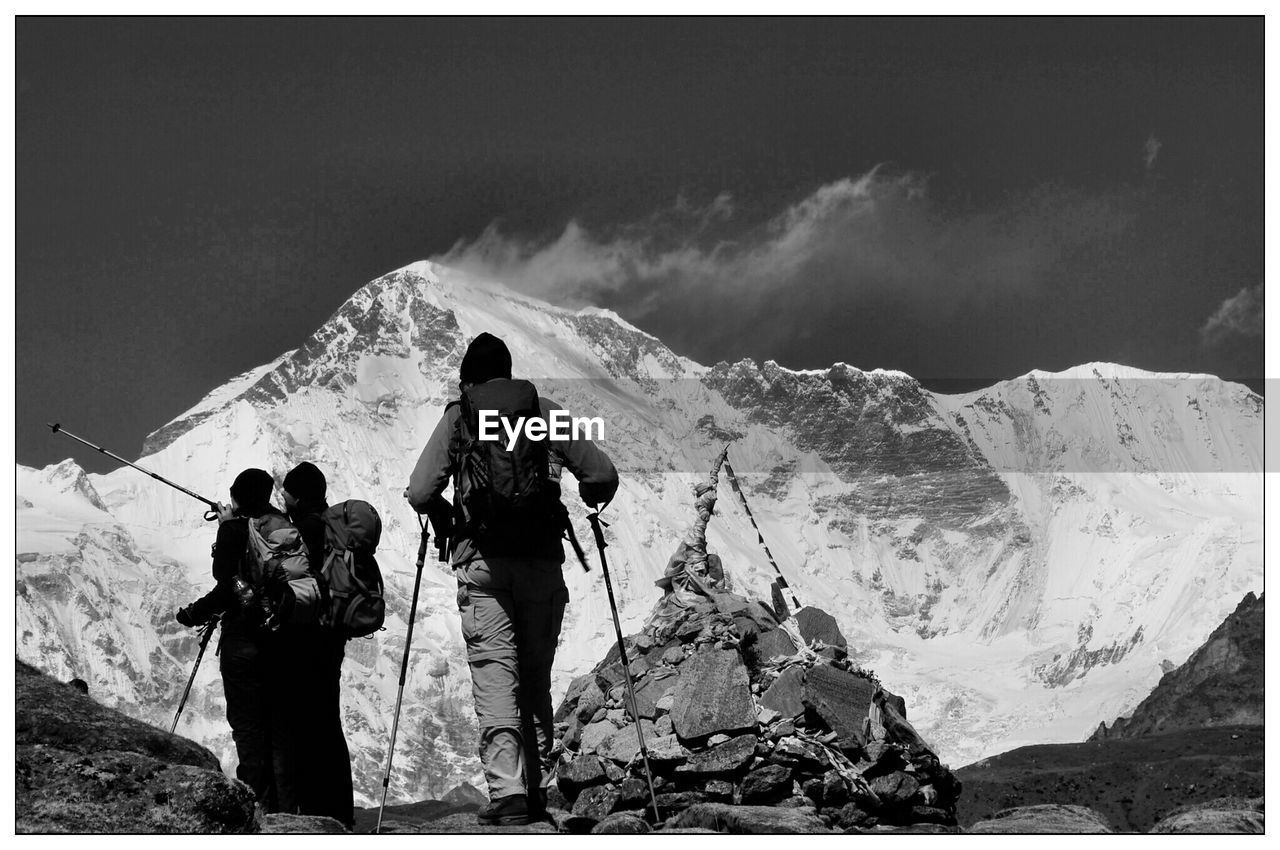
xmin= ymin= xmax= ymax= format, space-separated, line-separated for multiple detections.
xmin=176 ymin=468 xmax=294 ymax=812
xmin=405 ymin=332 xmax=619 ymax=826
xmin=280 ymin=461 xmax=355 ymax=830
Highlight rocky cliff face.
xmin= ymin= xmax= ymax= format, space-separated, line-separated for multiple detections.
xmin=1091 ymin=592 xmax=1264 ymax=739
xmin=16 ymin=660 xmax=257 ymax=833
xmin=17 ymin=259 xmax=1263 ymax=803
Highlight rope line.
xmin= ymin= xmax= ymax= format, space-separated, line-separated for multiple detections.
xmin=722 ymin=455 xmax=802 ymax=611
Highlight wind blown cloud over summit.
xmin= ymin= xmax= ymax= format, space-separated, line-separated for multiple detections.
xmin=435 ymin=169 xmax=1229 ymax=380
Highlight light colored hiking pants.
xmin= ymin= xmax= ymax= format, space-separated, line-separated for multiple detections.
xmin=455 ymin=556 xmax=569 ymax=799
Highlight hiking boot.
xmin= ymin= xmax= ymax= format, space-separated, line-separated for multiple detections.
xmin=476 ymin=794 xmax=529 ymax=827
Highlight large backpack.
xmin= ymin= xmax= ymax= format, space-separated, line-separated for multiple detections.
xmin=244 ymin=513 xmax=323 ymax=629
xmin=320 ymin=499 xmax=385 ymax=638
xmin=454 ymin=379 xmax=553 ymax=536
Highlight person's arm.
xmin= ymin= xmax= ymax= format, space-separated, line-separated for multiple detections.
xmin=406 ymin=404 xmax=460 ymax=511
xmin=178 ymin=520 xmax=246 ymax=625
xmin=540 ymin=397 xmax=619 ymax=507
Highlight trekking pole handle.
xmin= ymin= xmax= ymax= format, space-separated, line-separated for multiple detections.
xmin=415 ymin=522 xmax=431 ymax=571
xmin=587 ymin=510 xmax=609 ymax=550
xmin=48 ymin=423 xmax=221 ymax=520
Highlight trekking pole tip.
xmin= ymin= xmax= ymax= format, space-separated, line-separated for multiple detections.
xmin=48 ymin=422 xmax=61 ymax=433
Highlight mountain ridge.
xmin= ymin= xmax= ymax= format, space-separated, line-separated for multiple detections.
xmin=18 ymin=259 xmax=1262 ymax=803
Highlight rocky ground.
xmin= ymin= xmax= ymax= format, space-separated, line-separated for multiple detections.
xmin=957 ymin=725 xmax=1264 ymax=832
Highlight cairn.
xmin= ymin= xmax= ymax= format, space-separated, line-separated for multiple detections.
xmin=548 ymin=453 xmax=961 ymax=834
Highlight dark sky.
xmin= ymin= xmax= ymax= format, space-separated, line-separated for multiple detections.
xmin=17 ymin=17 xmax=1263 ymax=472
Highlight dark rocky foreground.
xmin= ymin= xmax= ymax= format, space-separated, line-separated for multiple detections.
xmin=957 ymin=725 xmax=1264 ymax=832
xmin=16 ymin=659 xmax=257 ymax=833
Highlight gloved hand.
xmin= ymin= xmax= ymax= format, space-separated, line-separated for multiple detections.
xmin=175 ymin=605 xmax=204 ymax=628
xmin=424 ymin=494 xmax=453 ymax=541
xmin=578 ymin=480 xmax=615 ymax=508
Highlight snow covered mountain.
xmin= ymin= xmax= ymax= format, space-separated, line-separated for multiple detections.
xmin=16 ymin=260 xmax=1263 ymax=803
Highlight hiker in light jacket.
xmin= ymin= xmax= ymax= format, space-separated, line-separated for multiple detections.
xmin=405 ymin=332 xmax=619 ymax=826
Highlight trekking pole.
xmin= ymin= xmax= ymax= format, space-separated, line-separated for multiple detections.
xmin=170 ymin=616 xmax=219 ymax=734
xmin=586 ymin=506 xmax=661 ymax=824
xmin=376 ymin=515 xmax=431 ymax=835
xmin=47 ymin=423 xmax=221 ymax=521
xmin=722 ymin=456 xmax=801 ymax=611
xmin=561 ymin=510 xmax=592 ymax=573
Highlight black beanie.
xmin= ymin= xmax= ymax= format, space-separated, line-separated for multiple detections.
xmin=230 ymin=468 xmax=275 ymax=511
xmin=282 ymin=461 xmax=327 ymax=504
xmin=459 ymin=332 xmax=512 ymax=385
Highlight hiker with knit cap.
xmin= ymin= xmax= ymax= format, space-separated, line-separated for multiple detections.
xmin=406 ymin=332 xmax=619 ymax=826
xmin=176 ymin=468 xmax=295 ymax=812
xmin=279 ymin=461 xmax=354 ymax=829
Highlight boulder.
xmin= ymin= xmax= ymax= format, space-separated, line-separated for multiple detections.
xmin=760 ymin=666 xmax=806 ymax=718
xmin=16 ymin=745 xmax=256 ymax=834
xmin=591 ymin=812 xmax=651 ymax=833
xmin=867 ymin=771 xmax=920 ymax=810
xmin=705 ymin=779 xmax=735 ymax=801
xmin=15 ymin=662 xmax=257 ymax=834
xmin=793 ymin=607 xmax=847 ymax=648
xmin=597 ymin=720 xmax=659 ymax=764
xmin=1150 ymin=809 xmax=1264 ymax=834
xmin=16 ymin=661 xmax=221 ymax=771
xmin=615 ymin=777 xmax=651 ymax=811
xmin=675 ymin=733 xmax=757 ymax=776
xmin=646 ymin=733 xmax=689 ymax=763
xmin=577 ymin=721 xmax=616 ymax=755
xmin=802 ymin=665 xmax=875 ymax=749
xmin=661 ymin=646 xmax=685 ymax=666
xmin=755 ymin=629 xmax=798 ymax=662
xmin=769 ymin=737 xmax=829 ymax=773
xmin=667 ymin=802 xmax=832 ymax=834
xmin=968 ymin=804 xmax=1115 ymax=834
xmin=739 ymin=764 xmax=793 ymax=805
xmin=569 ymin=784 xmax=622 ymax=827
xmin=653 ymin=791 xmax=709 ymax=813
xmin=821 ymin=770 xmax=851 ymax=807
xmin=259 ymin=814 xmax=349 ymax=833
xmin=670 ymin=648 xmax=756 ymax=741
xmin=630 ymin=676 xmax=667 ymax=720
xmin=574 ymin=682 xmax=606 ymax=722
xmin=554 ymin=673 xmax=595 ymax=722
xmin=557 ymin=754 xmax=608 ymax=795
xmin=835 ymin=801 xmax=877 ymax=829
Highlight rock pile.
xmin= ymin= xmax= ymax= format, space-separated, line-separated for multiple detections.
xmin=550 ymin=590 xmax=962 ymax=833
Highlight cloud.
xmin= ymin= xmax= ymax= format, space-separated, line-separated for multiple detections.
xmin=434 ymin=168 xmax=1145 ymax=371
xmin=1201 ymin=285 xmax=1263 ymax=346
xmin=1144 ymin=134 xmax=1162 ymax=171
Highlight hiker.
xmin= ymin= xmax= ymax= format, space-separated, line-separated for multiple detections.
xmin=279 ymin=461 xmax=355 ymax=829
xmin=405 ymin=332 xmax=619 ymax=826
xmin=175 ymin=468 xmax=293 ymax=812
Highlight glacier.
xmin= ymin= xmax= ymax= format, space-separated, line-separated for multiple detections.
xmin=16 ymin=260 xmax=1263 ymax=804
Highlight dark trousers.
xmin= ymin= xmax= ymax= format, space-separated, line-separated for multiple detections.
xmin=220 ymin=624 xmax=353 ymax=825
xmin=219 ymin=627 xmax=280 ymax=811
xmin=295 ymin=629 xmax=354 ymax=828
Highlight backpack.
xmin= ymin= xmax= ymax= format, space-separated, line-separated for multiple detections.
xmin=320 ymin=499 xmax=385 ymax=638
xmin=244 ymin=513 xmax=323 ymax=629
xmin=454 ymin=379 xmax=553 ymax=536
